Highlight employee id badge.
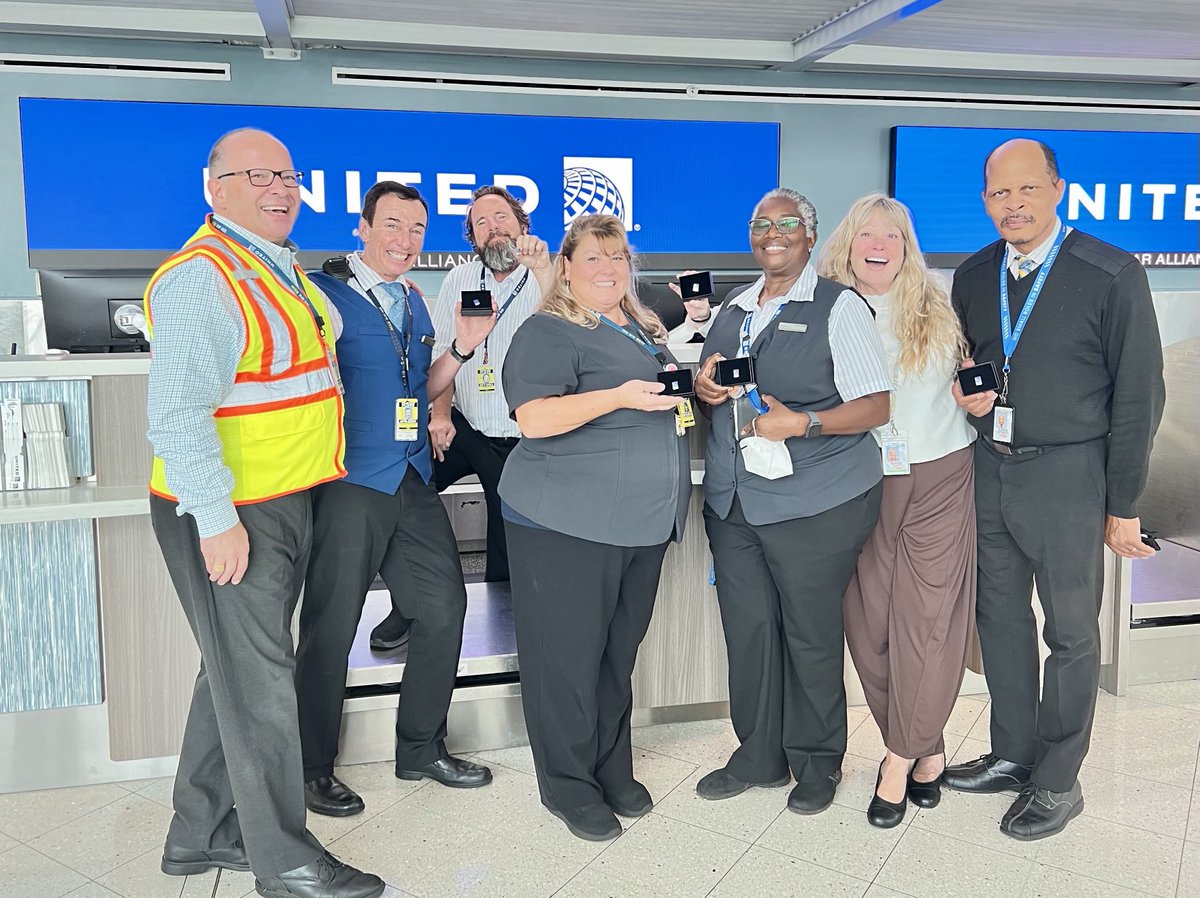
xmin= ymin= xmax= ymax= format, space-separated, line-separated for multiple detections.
xmin=675 ymin=398 xmax=696 ymax=435
xmin=992 ymin=405 xmax=1014 ymax=444
xmin=476 ymin=365 xmax=497 ymax=393
xmin=881 ymin=429 xmax=911 ymax=476
xmin=395 ymin=398 xmax=420 ymax=442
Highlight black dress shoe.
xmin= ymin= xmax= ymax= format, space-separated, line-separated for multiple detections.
xmin=395 ymin=754 xmax=493 ymax=788
xmin=603 ymin=780 xmax=653 ymax=817
xmin=695 ymin=767 xmax=789 ymax=801
xmin=546 ymin=802 xmax=622 ymax=841
xmin=907 ymin=754 xmax=944 ymax=809
xmin=255 ymin=851 xmax=384 ymax=898
xmin=369 ymin=610 xmax=411 ymax=651
xmin=942 ymin=753 xmax=1032 ymax=793
xmin=1000 ymin=781 xmax=1084 ymax=841
xmin=787 ymin=769 xmax=842 ymax=815
xmin=161 ymin=839 xmax=250 ymax=876
xmin=866 ymin=762 xmax=907 ymax=829
xmin=304 ymin=775 xmax=365 ymax=817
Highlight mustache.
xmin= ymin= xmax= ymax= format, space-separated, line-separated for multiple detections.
xmin=478 ymin=235 xmax=519 ymax=271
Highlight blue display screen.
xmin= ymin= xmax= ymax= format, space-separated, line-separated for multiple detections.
xmin=19 ymin=98 xmax=780 ymax=258
xmin=891 ymin=126 xmax=1200 ymax=267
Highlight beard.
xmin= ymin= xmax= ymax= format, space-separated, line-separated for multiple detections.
xmin=478 ymin=235 xmax=520 ymax=273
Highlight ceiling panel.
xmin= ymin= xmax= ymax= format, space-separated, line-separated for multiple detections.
xmin=18 ymin=0 xmax=253 ymax=8
xmin=291 ymin=0 xmax=853 ymax=42
xmin=858 ymin=0 xmax=1200 ymax=60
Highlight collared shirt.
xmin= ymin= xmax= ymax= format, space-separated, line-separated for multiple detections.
xmin=146 ymin=214 xmax=307 ymax=537
xmin=430 ymin=259 xmax=541 ymax=438
xmin=727 ymin=264 xmax=892 ymax=402
xmin=1004 ymin=216 xmax=1072 ymax=278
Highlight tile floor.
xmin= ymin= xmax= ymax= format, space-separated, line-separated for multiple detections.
xmin=2 ymin=681 xmax=1197 ymax=898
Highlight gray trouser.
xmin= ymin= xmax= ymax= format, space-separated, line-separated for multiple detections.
xmin=973 ymin=438 xmax=1107 ymax=792
xmin=151 ymin=493 xmax=322 ymax=879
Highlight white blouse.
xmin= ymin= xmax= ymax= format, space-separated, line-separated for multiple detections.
xmin=864 ymin=292 xmax=976 ymax=465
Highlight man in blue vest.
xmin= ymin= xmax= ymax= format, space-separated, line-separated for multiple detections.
xmin=295 ymin=181 xmax=497 ymax=818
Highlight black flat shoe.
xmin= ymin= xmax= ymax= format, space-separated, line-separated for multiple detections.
xmin=907 ymin=754 xmax=944 ymax=809
xmin=254 ymin=851 xmax=384 ymax=898
xmin=369 ymin=610 xmax=411 ymax=651
xmin=547 ymin=803 xmax=622 ymax=841
xmin=942 ymin=752 xmax=1032 ymax=793
xmin=1000 ymin=781 xmax=1084 ymax=841
xmin=395 ymin=754 xmax=493 ymax=788
xmin=787 ymin=769 xmax=842 ymax=815
xmin=867 ymin=762 xmax=907 ymax=829
xmin=695 ymin=767 xmax=789 ymax=801
xmin=161 ymin=839 xmax=250 ymax=876
xmin=304 ymin=774 xmax=365 ymax=817
xmin=604 ymin=780 xmax=653 ymax=817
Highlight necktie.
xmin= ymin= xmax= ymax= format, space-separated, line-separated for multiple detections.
xmin=1013 ymin=255 xmax=1037 ymax=280
xmin=378 ymin=280 xmax=409 ymax=332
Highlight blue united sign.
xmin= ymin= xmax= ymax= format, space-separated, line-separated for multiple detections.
xmin=19 ymin=98 xmax=779 ymax=266
xmin=891 ymin=126 xmax=1200 ymax=268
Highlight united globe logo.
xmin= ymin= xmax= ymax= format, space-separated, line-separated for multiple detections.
xmin=563 ymin=156 xmax=634 ymax=230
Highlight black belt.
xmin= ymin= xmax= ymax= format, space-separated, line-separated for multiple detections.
xmin=488 ymin=435 xmax=520 ymax=448
xmin=980 ymin=436 xmax=1046 ymax=457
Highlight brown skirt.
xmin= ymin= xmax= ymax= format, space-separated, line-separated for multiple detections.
xmin=844 ymin=443 xmax=977 ymax=759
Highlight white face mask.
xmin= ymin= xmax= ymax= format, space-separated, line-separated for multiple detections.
xmin=739 ymin=435 xmax=793 ymax=480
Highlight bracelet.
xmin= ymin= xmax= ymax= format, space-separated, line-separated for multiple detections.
xmin=448 ymin=341 xmax=475 ymax=363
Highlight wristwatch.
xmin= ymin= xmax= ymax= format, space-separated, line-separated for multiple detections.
xmin=803 ymin=410 xmax=822 ymax=438
xmin=448 ymin=340 xmax=474 ymax=363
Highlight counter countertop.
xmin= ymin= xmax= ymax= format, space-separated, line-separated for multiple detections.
xmin=0 ymin=353 xmax=151 ymax=378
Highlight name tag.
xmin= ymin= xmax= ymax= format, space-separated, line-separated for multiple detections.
xmin=395 ymin=398 xmax=420 ymax=442
xmin=778 ymin=322 xmax=807 ymax=333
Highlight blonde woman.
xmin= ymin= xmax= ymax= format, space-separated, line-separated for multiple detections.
xmin=819 ymin=194 xmax=977 ymax=828
xmin=498 ymin=214 xmax=692 ymax=842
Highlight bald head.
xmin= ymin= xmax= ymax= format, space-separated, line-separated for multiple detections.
xmin=981 ymin=138 xmax=1065 ymax=251
xmin=206 ymin=128 xmax=300 ymax=245
xmin=983 ymin=139 xmax=1059 ymax=188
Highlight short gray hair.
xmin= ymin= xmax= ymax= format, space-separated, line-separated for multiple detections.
xmin=758 ymin=188 xmax=818 ymax=233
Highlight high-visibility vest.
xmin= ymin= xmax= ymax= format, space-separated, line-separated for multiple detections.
xmin=145 ymin=217 xmax=346 ymax=505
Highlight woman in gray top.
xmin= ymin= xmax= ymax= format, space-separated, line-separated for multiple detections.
xmin=694 ymin=188 xmax=892 ymax=815
xmin=499 ymin=214 xmax=691 ymax=842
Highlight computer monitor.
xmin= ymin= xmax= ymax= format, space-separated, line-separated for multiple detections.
xmin=39 ymin=270 xmax=152 ymax=353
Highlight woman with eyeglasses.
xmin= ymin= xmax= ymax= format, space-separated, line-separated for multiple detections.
xmin=693 ymin=188 xmax=892 ymax=816
xmin=819 ymin=194 xmax=977 ymax=828
xmin=499 ymin=214 xmax=692 ymax=842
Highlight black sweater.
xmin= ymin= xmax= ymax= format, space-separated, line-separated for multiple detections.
xmin=952 ymin=230 xmax=1165 ymax=518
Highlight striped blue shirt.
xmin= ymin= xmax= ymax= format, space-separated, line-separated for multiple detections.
xmin=145 ymin=215 xmax=308 ymax=537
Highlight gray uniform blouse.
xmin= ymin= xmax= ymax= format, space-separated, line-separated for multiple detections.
xmin=499 ymin=311 xmax=691 ymax=547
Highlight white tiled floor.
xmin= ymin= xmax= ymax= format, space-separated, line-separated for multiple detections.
xmin=2 ymin=682 xmax=1198 ymax=898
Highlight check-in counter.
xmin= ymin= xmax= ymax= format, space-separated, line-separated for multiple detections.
xmin=0 ymin=352 xmax=731 ymax=792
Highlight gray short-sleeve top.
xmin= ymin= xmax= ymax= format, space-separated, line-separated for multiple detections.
xmin=499 ymin=311 xmax=691 ymax=546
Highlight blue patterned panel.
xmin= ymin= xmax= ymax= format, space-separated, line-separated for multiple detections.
xmin=0 ymin=519 xmax=101 ymax=713
xmin=0 ymin=379 xmax=92 ymax=477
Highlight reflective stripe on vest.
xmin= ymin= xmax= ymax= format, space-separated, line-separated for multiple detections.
xmin=145 ymin=218 xmax=346 ymax=505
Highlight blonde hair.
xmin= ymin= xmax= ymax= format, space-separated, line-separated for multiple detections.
xmin=818 ymin=193 xmax=966 ymax=375
xmin=538 ymin=214 xmax=666 ymax=339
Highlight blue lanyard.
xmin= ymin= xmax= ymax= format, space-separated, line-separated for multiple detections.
xmin=208 ymin=216 xmax=328 ymax=337
xmin=593 ymin=312 xmax=667 ymax=367
xmin=999 ymin=224 xmax=1066 ymax=374
xmin=360 ymin=281 xmax=414 ymax=397
xmin=480 ymin=267 xmax=530 ymax=365
xmin=738 ymin=303 xmax=785 ymax=414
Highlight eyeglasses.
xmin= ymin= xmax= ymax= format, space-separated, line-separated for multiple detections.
xmin=215 ymin=169 xmax=304 ymax=188
xmin=749 ymin=216 xmax=804 ymax=235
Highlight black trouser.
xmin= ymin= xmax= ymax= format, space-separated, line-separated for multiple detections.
xmin=295 ymin=467 xmax=467 ymax=778
xmin=434 ymin=408 xmax=517 ymax=582
xmin=506 ymin=521 xmax=669 ymax=813
xmin=704 ymin=486 xmax=882 ymax=786
xmin=151 ymin=493 xmax=323 ymax=879
xmin=973 ymin=438 xmax=1106 ymax=792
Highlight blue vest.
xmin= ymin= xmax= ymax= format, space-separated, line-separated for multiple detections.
xmin=309 ymin=271 xmax=434 ymax=494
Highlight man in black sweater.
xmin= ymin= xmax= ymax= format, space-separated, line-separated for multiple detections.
xmin=942 ymin=138 xmax=1165 ymax=841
